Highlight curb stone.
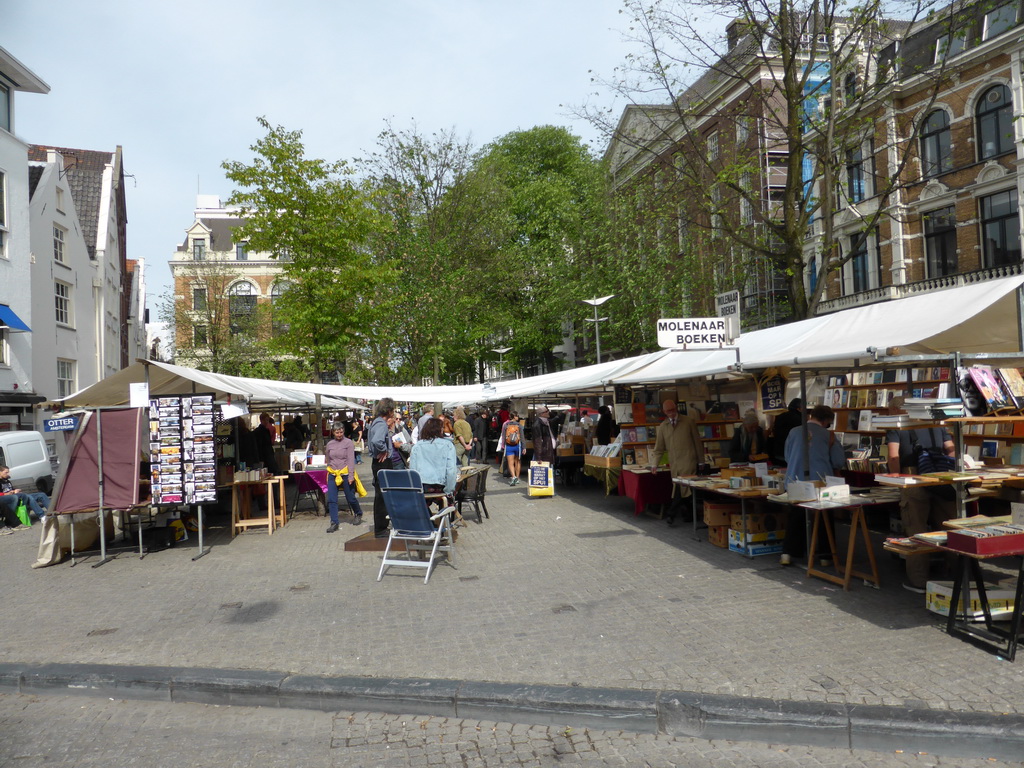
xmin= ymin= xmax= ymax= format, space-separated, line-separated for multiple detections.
xmin=1 ymin=662 xmax=1023 ymax=760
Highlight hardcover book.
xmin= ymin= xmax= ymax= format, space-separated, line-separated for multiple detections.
xmin=996 ymin=367 xmax=1024 ymax=408
xmin=967 ymin=366 xmax=1011 ymax=411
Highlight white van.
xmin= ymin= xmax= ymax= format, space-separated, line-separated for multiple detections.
xmin=0 ymin=431 xmax=54 ymax=494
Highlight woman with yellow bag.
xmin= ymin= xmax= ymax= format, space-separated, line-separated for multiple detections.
xmin=325 ymin=422 xmax=366 ymax=532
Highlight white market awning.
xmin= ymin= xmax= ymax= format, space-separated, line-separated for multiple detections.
xmin=609 ymin=275 xmax=1024 ymax=384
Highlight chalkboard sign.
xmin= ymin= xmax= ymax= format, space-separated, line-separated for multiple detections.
xmin=614 ymin=385 xmax=632 ymax=404
xmin=760 ymin=375 xmax=787 ymax=412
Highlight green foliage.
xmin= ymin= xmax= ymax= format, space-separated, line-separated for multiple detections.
xmin=223 ymin=118 xmax=387 ymax=379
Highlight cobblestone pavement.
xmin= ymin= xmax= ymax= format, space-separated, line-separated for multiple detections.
xmin=1 ymin=472 xmax=1022 ymax=722
xmin=1 ymin=693 xmax=1018 ymax=767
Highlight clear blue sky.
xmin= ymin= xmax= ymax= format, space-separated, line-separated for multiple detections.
xmin=5 ymin=0 xmax=633 ymax=313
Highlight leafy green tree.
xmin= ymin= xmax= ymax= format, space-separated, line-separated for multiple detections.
xmin=470 ymin=126 xmax=612 ymax=368
xmin=222 ymin=117 xmax=387 ymax=384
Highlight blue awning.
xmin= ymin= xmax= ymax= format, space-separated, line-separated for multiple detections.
xmin=0 ymin=304 xmax=31 ymax=332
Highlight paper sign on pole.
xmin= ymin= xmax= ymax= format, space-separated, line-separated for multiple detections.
xmin=129 ymin=382 xmax=149 ymax=408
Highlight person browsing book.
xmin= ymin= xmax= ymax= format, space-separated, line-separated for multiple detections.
xmin=728 ymin=410 xmax=766 ymax=463
xmin=884 ymin=396 xmax=957 ymax=593
xmin=650 ymin=399 xmax=702 ymax=525
xmin=780 ymin=405 xmax=847 ymax=566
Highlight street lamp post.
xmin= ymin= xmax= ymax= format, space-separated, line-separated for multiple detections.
xmin=491 ymin=346 xmax=512 ymax=380
xmin=581 ymin=295 xmax=614 ymax=364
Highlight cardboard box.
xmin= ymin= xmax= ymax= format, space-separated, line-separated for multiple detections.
xmin=556 ymin=446 xmax=575 ymax=457
xmin=729 ymin=529 xmax=786 ymax=544
xmin=584 ymin=454 xmax=622 ymax=469
xmin=925 ymin=580 xmax=1015 ymax=620
xmin=728 ymin=529 xmax=785 ymax=556
xmin=721 ymin=467 xmax=756 ymax=479
xmin=704 ymin=501 xmax=740 ymax=526
xmin=729 ymin=511 xmax=787 ymax=535
xmin=707 ymin=524 xmax=729 ymax=548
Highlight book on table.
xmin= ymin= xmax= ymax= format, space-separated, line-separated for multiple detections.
xmin=874 ymin=473 xmax=935 ymax=485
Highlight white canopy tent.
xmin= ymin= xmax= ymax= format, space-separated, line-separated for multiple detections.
xmin=45 ymin=360 xmax=366 ymax=411
xmin=609 ymin=275 xmax=1024 ymax=385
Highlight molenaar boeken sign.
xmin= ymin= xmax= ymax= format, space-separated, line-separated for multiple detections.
xmin=656 ymin=317 xmax=732 ymax=349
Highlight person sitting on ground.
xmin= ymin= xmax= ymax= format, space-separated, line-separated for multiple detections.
xmin=500 ymin=412 xmax=524 ymax=485
xmin=729 ymin=409 xmax=767 ymax=463
xmin=0 ymin=464 xmax=48 ymax=532
xmin=409 ymin=417 xmax=459 ymax=505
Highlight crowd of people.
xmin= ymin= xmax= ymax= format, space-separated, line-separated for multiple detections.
xmin=218 ymin=394 xmax=957 ymax=595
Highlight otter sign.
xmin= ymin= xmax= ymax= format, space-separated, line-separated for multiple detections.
xmin=656 ymin=317 xmax=733 ymax=349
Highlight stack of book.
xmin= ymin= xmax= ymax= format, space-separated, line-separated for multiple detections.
xmin=902 ymin=397 xmax=963 ymax=420
xmin=871 ymin=414 xmax=913 ymax=429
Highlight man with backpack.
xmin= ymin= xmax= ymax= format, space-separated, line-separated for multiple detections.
xmin=500 ymin=412 xmax=523 ymax=485
xmin=884 ymin=396 xmax=958 ymax=593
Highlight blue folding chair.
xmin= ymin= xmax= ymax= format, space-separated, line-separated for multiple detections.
xmin=376 ymin=469 xmax=456 ymax=583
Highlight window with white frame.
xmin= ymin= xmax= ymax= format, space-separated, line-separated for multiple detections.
xmin=56 ymin=359 xmax=76 ymax=399
xmin=54 ymin=280 xmax=72 ymax=325
xmin=845 ymin=230 xmax=880 ymax=294
xmin=55 ymin=187 xmax=65 ymax=214
xmin=236 ymin=242 xmax=247 ymax=261
xmin=707 ymin=131 xmax=719 ymax=161
xmin=53 ymin=225 xmax=66 ymax=263
xmin=980 ymin=188 xmax=1021 ymax=268
xmin=846 ymin=147 xmax=866 ymax=203
xmin=740 ymin=172 xmax=754 ymax=224
xmin=192 ymin=286 xmax=207 ymax=312
xmin=977 ymin=84 xmax=1013 ymax=160
xmin=920 ymin=110 xmax=952 ymax=177
xmin=0 ymin=328 xmax=7 ymax=366
xmin=192 ymin=238 xmax=206 ymax=261
xmin=984 ymin=2 xmax=1017 ymax=40
xmin=736 ymin=117 xmax=750 ymax=144
xmin=923 ymin=206 xmax=957 ymax=277
xmin=228 ymin=281 xmax=257 ymax=335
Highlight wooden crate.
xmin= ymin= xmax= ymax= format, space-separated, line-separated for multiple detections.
xmin=585 ymin=454 xmax=622 ymax=469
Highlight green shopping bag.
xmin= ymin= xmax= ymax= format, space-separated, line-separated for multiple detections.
xmin=15 ymin=500 xmax=31 ymax=527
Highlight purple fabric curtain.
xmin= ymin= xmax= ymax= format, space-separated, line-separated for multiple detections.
xmin=51 ymin=408 xmax=144 ymax=514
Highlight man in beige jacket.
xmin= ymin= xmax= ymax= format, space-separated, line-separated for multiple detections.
xmin=650 ymin=399 xmax=703 ymax=525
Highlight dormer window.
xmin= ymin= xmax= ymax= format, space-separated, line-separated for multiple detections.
xmin=236 ymin=242 xmax=247 ymax=261
xmin=193 ymin=238 xmax=206 ymax=261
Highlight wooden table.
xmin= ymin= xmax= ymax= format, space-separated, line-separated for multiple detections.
xmin=674 ymin=476 xmax=781 ymax=555
xmin=231 ymin=475 xmax=287 ymax=537
xmin=797 ymin=497 xmax=881 ymax=590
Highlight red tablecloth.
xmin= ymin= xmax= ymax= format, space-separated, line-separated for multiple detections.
xmin=617 ymin=469 xmax=673 ymax=516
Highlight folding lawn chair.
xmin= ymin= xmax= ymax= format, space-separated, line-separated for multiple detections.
xmin=376 ymin=469 xmax=456 ymax=584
